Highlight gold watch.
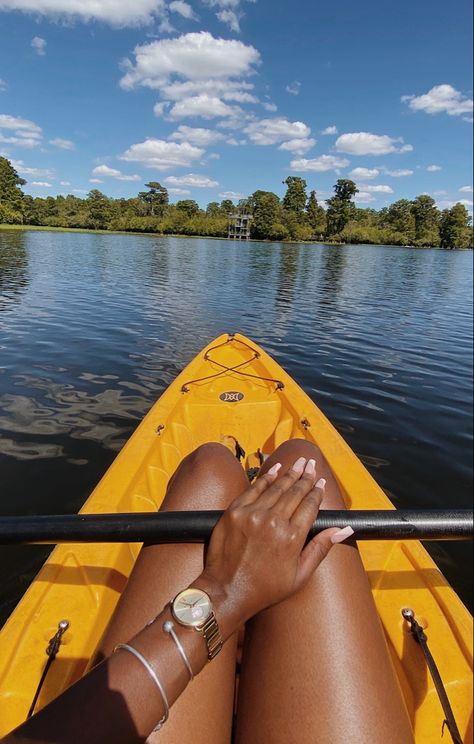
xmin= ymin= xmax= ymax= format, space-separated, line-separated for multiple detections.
xmin=171 ymin=588 xmax=223 ymax=661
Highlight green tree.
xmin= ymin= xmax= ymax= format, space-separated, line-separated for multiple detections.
xmin=138 ymin=181 xmax=169 ymax=217
xmin=306 ymin=190 xmax=326 ymax=234
xmin=219 ymin=199 xmax=235 ymax=215
xmin=282 ymin=176 xmax=307 ymax=215
xmin=439 ymin=203 xmax=473 ymax=249
xmin=0 ymin=156 xmax=26 ymax=223
xmin=383 ymin=199 xmax=416 ymax=244
xmin=206 ymin=202 xmax=220 ymax=217
xmin=326 ymin=179 xmax=358 ymax=236
xmin=85 ymin=189 xmax=112 ymax=230
xmin=175 ymin=199 xmax=200 ymax=217
xmin=250 ymin=191 xmax=281 ymax=239
xmin=411 ymin=195 xmax=440 ymax=246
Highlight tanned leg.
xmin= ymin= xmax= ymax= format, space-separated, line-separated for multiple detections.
xmin=97 ymin=443 xmax=248 ymax=744
xmin=235 ymin=439 xmax=414 ymax=744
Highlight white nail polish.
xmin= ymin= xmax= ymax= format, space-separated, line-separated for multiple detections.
xmin=331 ymin=526 xmax=355 ymax=544
xmin=315 ymin=478 xmax=326 ymax=489
xmin=267 ymin=462 xmax=282 ymax=476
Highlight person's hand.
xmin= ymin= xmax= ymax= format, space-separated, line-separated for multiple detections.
xmin=193 ymin=457 xmax=339 ymax=638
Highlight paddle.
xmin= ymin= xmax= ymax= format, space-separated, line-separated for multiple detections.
xmin=0 ymin=509 xmax=471 ymax=545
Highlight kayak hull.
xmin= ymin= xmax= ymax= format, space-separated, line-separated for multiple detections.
xmin=0 ymin=333 xmax=472 ymax=741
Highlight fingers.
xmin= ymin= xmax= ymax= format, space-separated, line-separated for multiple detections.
xmin=230 ymin=464 xmax=282 ymax=508
xmin=296 ymin=527 xmax=339 ymax=587
xmin=272 ymin=459 xmax=320 ymax=518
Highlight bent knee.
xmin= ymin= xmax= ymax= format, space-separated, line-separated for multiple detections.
xmin=187 ymin=442 xmax=236 ymax=470
xmin=274 ymin=438 xmax=323 ymax=459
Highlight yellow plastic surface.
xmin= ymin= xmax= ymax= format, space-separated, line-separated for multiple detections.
xmin=0 ymin=333 xmax=472 ymax=741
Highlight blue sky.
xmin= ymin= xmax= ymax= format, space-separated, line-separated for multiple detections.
xmin=0 ymin=0 xmax=472 ymax=211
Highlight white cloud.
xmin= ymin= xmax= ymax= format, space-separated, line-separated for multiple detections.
xmin=60 ymin=180 xmax=71 ymax=186
xmin=226 ymin=137 xmax=246 ymax=145
xmin=120 ymin=138 xmax=204 ymax=170
xmin=437 ymin=198 xmax=473 ymax=210
xmin=49 ymin=137 xmax=75 ymax=150
xmin=158 ymin=14 xmax=175 ymax=33
xmin=354 ymin=191 xmax=376 ymax=203
xmin=402 ymin=84 xmax=473 ymax=117
xmin=0 ymin=78 xmax=7 ymax=92
xmin=278 ymin=137 xmax=315 ymax=155
xmin=92 ymin=164 xmax=142 ymax=181
xmin=349 ymin=167 xmax=379 ymax=180
xmin=169 ymin=0 xmax=196 ymax=19
xmin=169 ymin=125 xmax=225 ymax=146
xmin=426 ymin=164 xmax=441 ymax=172
xmin=153 ymin=102 xmax=169 ymax=117
xmin=0 ymin=0 xmax=166 ymax=26
xmin=459 ymin=185 xmax=473 ymax=193
xmin=31 ymin=36 xmax=46 ymax=55
xmin=30 ymin=181 xmax=52 ymax=187
xmin=263 ymin=102 xmax=277 ymax=112
xmin=219 ymin=190 xmax=244 ymax=199
xmin=89 ymin=178 xmax=103 ymax=183
xmin=73 ymin=189 xmax=88 ymax=194
xmin=9 ymin=158 xmax=54 ymax=179
xmin=336 ymin=131 xmax=413 ymax=156
xmin=159 ymin=79 xmax=257 ymax=103
xmin=321 ymin=125 xmax=337 ymax=135
xmin=363 ymin=184 xmax=393 ymax=193
xmin=217 ymin=9 xmax=240 ymax=31
xmin=168 ymin=187 xmax=191 ymax=195
xmin=165 ymin=173 xmax=219 ymax=188
xmin=168 ymin=94 xmax=242 ymax=120
xmin=203 ymin=0 xmax=253 ymax=30
xmin=383 ymin=168 xmax=414 ymax=177
xmin=120 ymin=32 xmax=260 ymax=90
xmin=290 ymin=154 xmax=350 ymax=172
xmin=286 ymin=81 xmax=301 ymax=96
xmin=463 ymin=116 xmax=473 ymax=124
xmin=244 ymin=117 xmax=311 ymax=146
xmin=0 ymin=113 xmax=42 ymax=148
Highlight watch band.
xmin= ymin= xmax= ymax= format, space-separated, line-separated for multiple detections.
xmin=198 ymin=611 xmax=223 ymax=661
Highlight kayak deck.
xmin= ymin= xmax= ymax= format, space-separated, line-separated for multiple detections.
xmin=0 ymin=333 xmax=472 ymax=741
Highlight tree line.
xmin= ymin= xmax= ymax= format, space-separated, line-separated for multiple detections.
xmin=0 ymin=157 xmax=472 ymax=248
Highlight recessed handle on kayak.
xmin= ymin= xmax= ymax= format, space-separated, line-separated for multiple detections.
xmin=0 ymin=510 xmax=472 ymax=545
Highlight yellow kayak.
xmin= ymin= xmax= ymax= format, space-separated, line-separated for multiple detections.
xmin=0 ymin=333 xmax=472 ymax=740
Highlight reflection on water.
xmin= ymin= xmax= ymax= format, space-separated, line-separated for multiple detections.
xmin=0 ymin=232 xmax=28 ymax=311
xmin=0 ymin=230 xmax=472 ymax=618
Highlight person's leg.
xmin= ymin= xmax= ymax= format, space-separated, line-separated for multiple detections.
xmin=97 ymin=443 xmax=248 ymax=744
xmin=235 ymin=439 xmax=414 ymax=744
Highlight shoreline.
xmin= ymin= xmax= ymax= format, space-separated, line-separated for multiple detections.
xmin=0 ymin=223 xmax=344 ymax=246
xmin=1 ymin=223 xmax=470 ymax=249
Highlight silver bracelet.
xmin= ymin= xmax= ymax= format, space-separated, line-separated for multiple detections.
xmin=163 ymin=620 xmax=195 ymax=681
xmin=114 ymin=643 xmax=169 ymax=732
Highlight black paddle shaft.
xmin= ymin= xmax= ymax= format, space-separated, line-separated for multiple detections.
xmin=0 ymin=510 xmax=471 ymax=545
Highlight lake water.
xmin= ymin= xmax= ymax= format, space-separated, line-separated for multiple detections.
xmin=0 ymin=230 xmax=472 ymax=622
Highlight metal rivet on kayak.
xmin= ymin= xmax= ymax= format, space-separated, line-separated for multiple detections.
xmin=301 ymin=418 xmax=311 ymax=429
xmin=58 ymin=619 xmax=70 ymax=631
xmin=156 ymin=424 xmax=165 ymax=435
xmin=401 ymin=608 xmax=415 ymax=620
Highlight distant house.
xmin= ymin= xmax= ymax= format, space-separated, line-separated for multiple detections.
xmin=228 ymin=211 xmax=252 ymax=240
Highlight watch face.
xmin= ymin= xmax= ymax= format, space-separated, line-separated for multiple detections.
xmin=172 ymin=589 xmax=212 ymax=628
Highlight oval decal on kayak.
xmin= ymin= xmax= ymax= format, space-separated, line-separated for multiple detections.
xmin=219 ymin=391 xmax=244 ymax=403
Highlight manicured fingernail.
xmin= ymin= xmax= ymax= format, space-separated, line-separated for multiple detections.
xmin=315 ymin=478 xmax=326 ymax=490
xmin=291 ymin=456 xmax=306 ymax=474
xmin=331 ymin=526 xmax=354 ymax=544
xmin=304 ymin=459 xmax=316 ymax=477
xmin=267 ymin=462 xmax=282 ymax=476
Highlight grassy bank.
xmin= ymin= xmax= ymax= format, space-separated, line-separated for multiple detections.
xmin=0 ymin=224 xmax=345 ymax=246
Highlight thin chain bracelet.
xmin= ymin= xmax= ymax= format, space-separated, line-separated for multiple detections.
xmin=163 ymin=620 xmax=195 ymax=681
xmin=114 ymin=643 xmax=169 ymax=732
